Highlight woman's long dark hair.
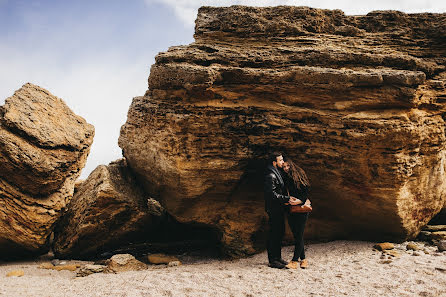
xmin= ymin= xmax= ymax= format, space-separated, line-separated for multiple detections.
xmin=284 ymin=157 xmax=310 ymax=190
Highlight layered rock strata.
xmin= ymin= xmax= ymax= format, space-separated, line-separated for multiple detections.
xmin=119 ymin=6 xmax=446 ymax=256
xmin=53 ymin=159 xmax=164 ymax=258
xmin=0 ymin=83 xmax=94 ymax=256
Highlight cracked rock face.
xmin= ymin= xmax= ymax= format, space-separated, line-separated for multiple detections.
xmin=119 ymin=6 xmax=446 ymax=257
xmin=53 ymin=159 xmax=164 ymax=259
xmin=0 ymin=83 xmax=94 ymax=256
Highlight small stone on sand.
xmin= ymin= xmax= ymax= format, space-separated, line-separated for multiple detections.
xmin=374 ymin=243 xmax=394 ymax=251
xmin=6 ymin=270 xmax=24 ymax=277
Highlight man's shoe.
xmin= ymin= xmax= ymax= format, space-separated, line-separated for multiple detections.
xmin=300 ymin=259 xmax=308 ymax=269
xmin=278 ymin=258 xmax=288 ymax=265
xmin=268 ymin=260 xmax=287 ymax=269
xmin=286 ymin=261 xmax=299 ymax=269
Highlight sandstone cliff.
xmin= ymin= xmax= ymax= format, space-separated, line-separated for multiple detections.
xmin=53 ymin=159 xmax=164 ymax=258
xmin=119 ymin=6 xmax=446 ymax=256
xmin=0 ymin=83 xmax=94 ymax=256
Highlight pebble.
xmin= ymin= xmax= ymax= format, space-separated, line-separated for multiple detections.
xmin=384 ymin=250 xmax=400 ymax=257
xmin=6 ymin=270 xmax=24 ymax=277
xmin=148 ymin=254 xmax=180 ymax=265
xmin=168 ymin=261 xmax=181 ymax=267
xmin=412 ymin=251 xmax=421 ymax=256
xmin=38 ymin=263 xmax=79 ymax=271
xmin=436 ymin=240 xmax=446 ymax=252
xmin=52 ymin=264 xmax=79 ymax=271
xmin=374 ymin=243 xmax=394 ymax=251
xmin=406 ymin=243 xmax=420 ymax=251
xmin=39 ymin=263 xmax=54 ymax=269
xmin=76 ymin=264 xmax=106 ymax=277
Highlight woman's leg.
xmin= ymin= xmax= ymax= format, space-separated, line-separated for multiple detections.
xmin=298 ymin=213 xmax=308 ymax=260
xmin=288 ymin=213 xmax=308 ymax=261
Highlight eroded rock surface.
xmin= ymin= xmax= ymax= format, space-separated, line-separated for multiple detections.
xmin=53 ymin=159 xmax=164 ymax=259
xmin=119 ymin=6 xmax=446 ymax=256
xmin=0 ymin=83 xmax=94 ymax=256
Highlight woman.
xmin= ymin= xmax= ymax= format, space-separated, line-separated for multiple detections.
xmin=282 ymin=157 xmax=311 ymax=269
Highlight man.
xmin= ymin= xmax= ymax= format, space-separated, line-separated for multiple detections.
xmin=264 ymin=151 xmax=298 ymax=269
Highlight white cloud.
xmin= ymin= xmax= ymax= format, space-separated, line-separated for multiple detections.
xmin=146 ymin=0 xmax=446 ymax=26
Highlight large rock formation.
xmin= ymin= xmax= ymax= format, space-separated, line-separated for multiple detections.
xmin=119 ymin=6 xmax=446 ymax=256
xmin=53 ymin=159 xmax=164 ymax=259
xmin=0 ymin=83 xmax=94 ymax=256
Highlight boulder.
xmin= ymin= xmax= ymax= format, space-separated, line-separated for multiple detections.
xmin=119 ymin=7 xmax=446 ymax=257
xmin=0 ymin=83 xmax=94 ymax=257
xmin=53 ymin=159 xmax=164 ymax=259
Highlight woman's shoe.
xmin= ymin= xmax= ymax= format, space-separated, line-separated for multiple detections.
xmin=286 ymin=261 xmax=299 ymax=269
xmin=300 ymin=259 xmax=308 ymax=269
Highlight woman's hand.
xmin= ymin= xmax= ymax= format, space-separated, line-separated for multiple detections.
xmin=304 ymin=199 xmax=311 ymax=206
xmin=289 ymin=196 xmax=303 ymax=205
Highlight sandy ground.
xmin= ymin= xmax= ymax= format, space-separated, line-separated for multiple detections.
xmin=1 ymin=241 xmax=446 ymax=297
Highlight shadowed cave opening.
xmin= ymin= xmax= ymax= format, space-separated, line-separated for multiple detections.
xmin=89 ymin=214 xmax=223 ymax=261
xmin=429 ymin=208 xmax=446 ymax=225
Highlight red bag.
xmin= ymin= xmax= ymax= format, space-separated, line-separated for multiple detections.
xmin=289 ymin=204 xmax=312 ymax=213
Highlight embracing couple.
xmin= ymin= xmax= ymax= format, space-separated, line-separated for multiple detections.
xmin=264 ymin=151 xmax=312 ymax=269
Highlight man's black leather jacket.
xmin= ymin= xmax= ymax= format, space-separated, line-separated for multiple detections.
xmin=264 ymin=164 xmax=290 ymax=214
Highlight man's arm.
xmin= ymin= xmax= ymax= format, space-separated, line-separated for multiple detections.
xmin=265 ymin=173 xmax=289 ymax=204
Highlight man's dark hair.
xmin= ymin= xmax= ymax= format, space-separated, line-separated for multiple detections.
xmin=268 ymin=151 xmax=283 ymax=164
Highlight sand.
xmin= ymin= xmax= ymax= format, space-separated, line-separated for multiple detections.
xmin=1 ymin=241 xmax=446 ymax=297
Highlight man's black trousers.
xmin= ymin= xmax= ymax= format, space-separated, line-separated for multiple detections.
xmin=266 ymin=210 xmax=285 ymax=263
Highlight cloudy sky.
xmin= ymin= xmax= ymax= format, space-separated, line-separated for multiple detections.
xmin=1 ymin=0 xmax=445 ymax=178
